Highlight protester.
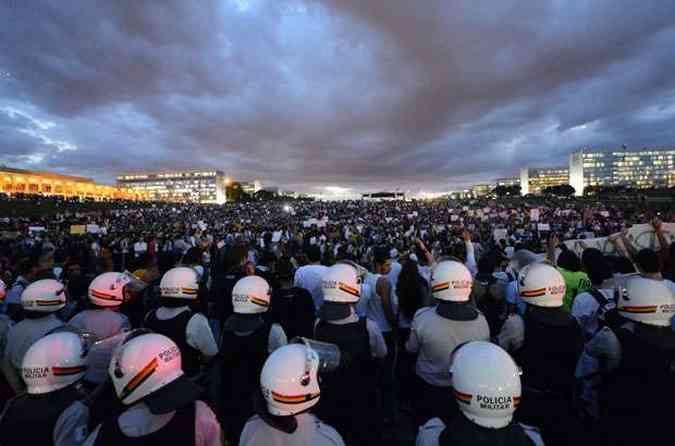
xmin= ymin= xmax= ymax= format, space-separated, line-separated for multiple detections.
xmin=0 ymin=193 xmax=671 ymax=446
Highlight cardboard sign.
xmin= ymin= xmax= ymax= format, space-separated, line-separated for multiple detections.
xmin=86 ymin=224 xmax=101 ymax=234
xmin=530 ymin=209 xmax=540 ymax=222
xmin=70 ymin=225 xmax=86 ymax=235
xmin=537 ymin=223 xmax=551 ymax=231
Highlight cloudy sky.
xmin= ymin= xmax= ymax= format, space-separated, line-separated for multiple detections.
xmin=1 ymin=1 xmax=675 ymax=193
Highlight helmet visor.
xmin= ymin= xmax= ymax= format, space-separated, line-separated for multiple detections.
xmin=291 ymin=337 xmax=341 ymax=376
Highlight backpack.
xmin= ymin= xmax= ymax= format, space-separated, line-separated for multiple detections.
xmin=471 ymin=278 xmax=508 ymax=335
xmin=586 ymin=288 xmax=616 ymax=339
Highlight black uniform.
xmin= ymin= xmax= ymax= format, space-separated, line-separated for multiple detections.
xmin=0 ymin=385 xmax=83 ymax=446
xmin=314 ymin=317 xmax=380 ymax=446
xmin=144 ymin=309 xmax=201 ymax=376
xmin=512 ymin=306 xmax=584 ymax=446
xmin=437 ymin=413 xmax=534 ymax=446
xmin=599 ymin=321 xmax=675 ymax=446
xmin=218 ymin=319 xmax=273 ymax=443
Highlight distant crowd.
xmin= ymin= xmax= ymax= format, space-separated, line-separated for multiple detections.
xmin=0 ymin=194 xmax=673 ymax=445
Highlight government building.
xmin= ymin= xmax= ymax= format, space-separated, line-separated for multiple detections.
xmin=0 ymin=166 xmax=148 ymax=200
xmin=569 ymin=147 xmax=675 ymax=195
xmin=519 ymin=167 xmax=569 ymax=195
xmin=116 ymin=170 xmax=228 ymax=203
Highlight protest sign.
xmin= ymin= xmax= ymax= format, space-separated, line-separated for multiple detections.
xmin=70 ymin=225 xmax=86 ymax=235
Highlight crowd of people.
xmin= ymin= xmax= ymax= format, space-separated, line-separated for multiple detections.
xmin=0 ymin=194 xmax=673 ymax=445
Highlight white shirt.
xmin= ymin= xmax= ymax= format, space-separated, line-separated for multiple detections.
xmin=240 ymin=413 xmax=345 ymax=446
xmin=154 ymin=307 xmax=219 ymax=357
xmin=68 ymin=309 xmax=130 ymax=339
xmin=5 ymin=314 xmax=64 ymax=370
xmin=496 ymin=314 xmax=525 ymax=353
xmin=571 ymin=288 xmax=613 ymax=339
xmin=74 ymin=401 xmax=222 ymax=446
xmin=406 ymin=307 xmax=490 ymax=387
xmin=294 ymin=264 xmax=329 ymax=311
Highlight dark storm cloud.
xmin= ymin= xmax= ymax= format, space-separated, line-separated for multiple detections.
xmin=1 ymin=0 xmax=675 ymax=192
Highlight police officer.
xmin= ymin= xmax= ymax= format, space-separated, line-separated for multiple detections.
xmin=69 ymin=272 xmax=134 ymax=338
xmin=219 ymin=275 xmax=287 ymax=443
xmin=314 ymin=262 xmax=387 ymax=445
xmin=240 ymin=342 xmax=345 ymax=446
xmin=2 ymin=279 xmax=66 ymax=393
xmin=77 ymin=332 xmax=222 ymax=445
xmin=416 ymin=341 xmax=543 ymax=446
xmin=496 ymin=263 xmax=584 ymax=446
xmin=0 ymin=331 xmax=89 ymax=446
xmin=144 ymin=267 xmax=218 ymax=377
xmin=406 ymin=260 xmax=490 ymax=427
xmin=589 ymin=277 xmax=675 ymax=446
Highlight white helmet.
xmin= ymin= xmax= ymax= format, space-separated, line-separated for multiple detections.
xmin=89 ymin=272 xmax=132 ymax=307
xmin=232 ymin=275 xmax=271 ymax=314
xmin=450 ymin=341 xmax=521 ymax=429
xmin=21 ymin=279 xmax=66 ymax=313
xmin=110 ymin=333 xmax=183 ymax=406
xmin=518 ymin=263 xmax=565 ymax=307
xmin=22 ymin=332 xmax=88 ymax=394
xmin=617 ymin=277 xmax=675 ymax=327
xmin=431 ymin=260 xmax=472 ymax=302
xmin=321 ymin=263 xmax=361 ymax=304
xmin=160 ymin=267 xmax=199 ymax=300
xmin=261 ymin=344 xmax=321 ymax=416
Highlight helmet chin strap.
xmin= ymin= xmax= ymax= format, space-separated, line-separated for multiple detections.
xmin=300 ymin=338 xmax=312 ymax=387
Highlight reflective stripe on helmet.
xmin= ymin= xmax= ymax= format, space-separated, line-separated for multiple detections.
xmin=35 ymin=299 xmax=65 ymax=306
xmin=432 ymin=282 xmax=450 ymax=293
xmin=120 ymin=358 xmax=158 ymax=401
xmin=53 ymin=365 xmax=88 ymax=376
xmin=91 ymin=289 xmax=121 ymax=301
xmin=271 ymin=390 xmax=320 ymax=404
xmin=250 ymin=296 xmax=270 ymax=307
xmin=520 ymin=287 xmax=547 ymax=298
xmin=338 ymin=282 xmax=360 ymax=298
xmin=619 ymin=305 xmax=658 ymax=314
xmin=454 ymin=390 xmax=473 ymax=405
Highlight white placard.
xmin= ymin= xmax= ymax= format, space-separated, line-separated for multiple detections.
xmin=28 ymin=226 xmax=46 ymax=234
xmin=530 ymin=209 xmax=540 ymax=222
xmin=493 ymin=228 xmax=508 ymax=242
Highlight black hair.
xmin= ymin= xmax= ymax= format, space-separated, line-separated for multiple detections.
xmin=305 ymin=245 xmax=322 ymax=263
xmin=477 ymin=252 xmax=497 ymax=275
xmin=635 ymin=248 xmax=660 ymax=274
xmin=582 ymin=249 xmax=612 ymax=285
xmin=557 ymin=249 xmax=581 ymax=272
xmin=396 ymin=258 xmax=426 ymax=321
xmin=373 ymin=245 xmax=391 ymax=265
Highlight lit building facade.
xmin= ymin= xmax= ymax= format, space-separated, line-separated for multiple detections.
xmin=117 ymin=170 xmax=227 ymax=203
xmin=471 ymin=184 xmax=492 ymax=197
xmin=239 ymin=181 xmax=262 ymax=196
xmin=495 ymin=177 xmax=521 ymax=188
xmin=520 ymin=167 xmax=569 ymax=195
xmin=570 ymin=147 xmax=675 ymax=195
xmin=0 ymin=166 xmax=148 ymax=200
